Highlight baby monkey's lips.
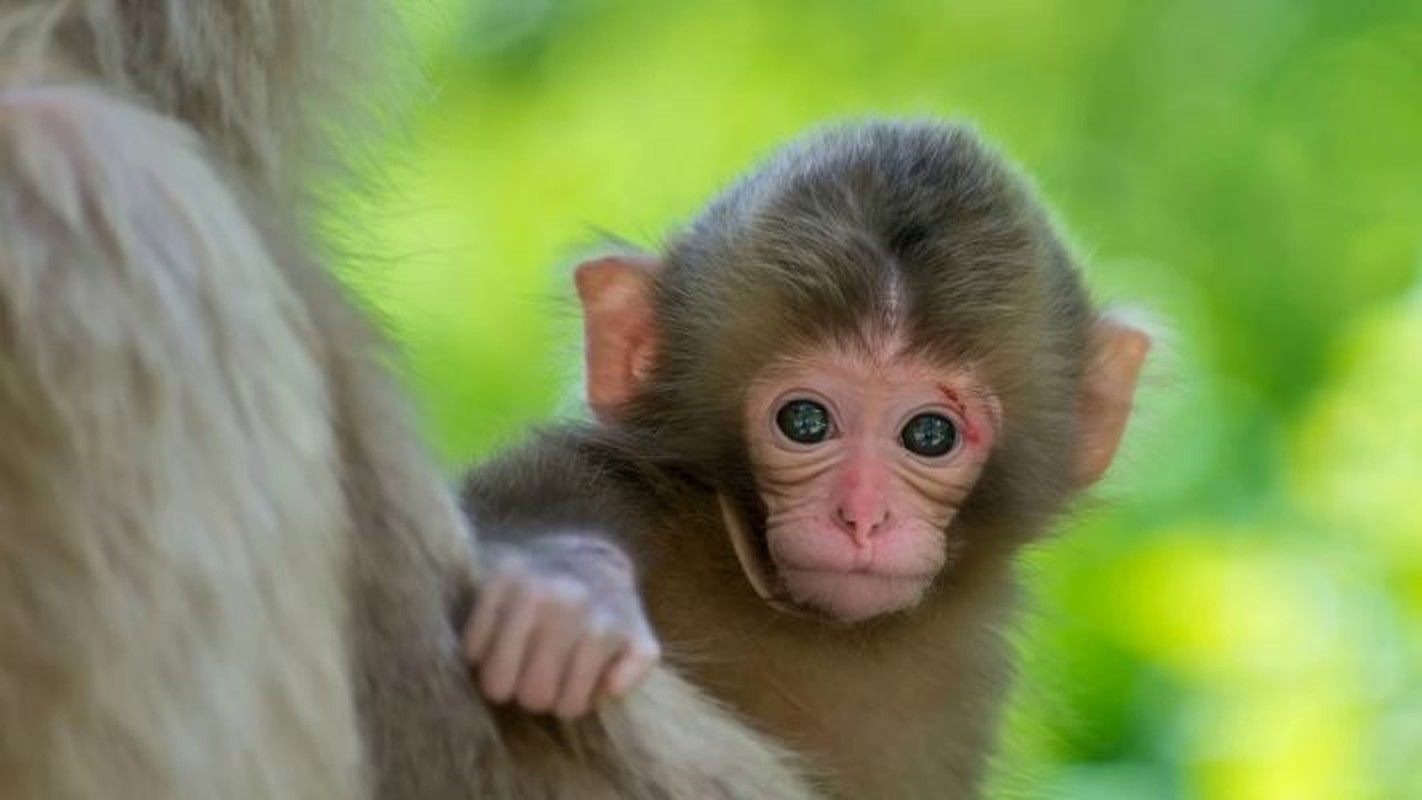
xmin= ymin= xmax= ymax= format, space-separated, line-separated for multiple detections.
xmin=777 ymin=566 xmax=934 ymax=623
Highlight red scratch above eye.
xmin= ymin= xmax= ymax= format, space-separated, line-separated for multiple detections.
xmin=937 ymin=383 xmax=982 ymax=446
xmin=935 ymin=383 xmax=961 ymax=406
xmin=935 ymin=383 xmax=966 ymax=415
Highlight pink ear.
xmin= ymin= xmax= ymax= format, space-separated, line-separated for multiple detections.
xmin=574 ymin=256 xmax=661 ymax=422
xmin=1074 ymin=312 xmax=1151 ymax=487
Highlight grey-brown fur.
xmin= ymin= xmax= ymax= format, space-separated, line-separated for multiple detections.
xmin=464 ymin=121 xmax=1102 ymax=798
xmin=639 ymin=122 xmax=1092 ymax=532
xmin=0 ymin=1 xmax=819 ymax=797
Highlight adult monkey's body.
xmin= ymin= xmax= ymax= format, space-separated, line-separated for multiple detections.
xmin=463 ymin=122 xmax=1151 ymax=797
xmin=0 ymin=2 xmax=817 ymax=797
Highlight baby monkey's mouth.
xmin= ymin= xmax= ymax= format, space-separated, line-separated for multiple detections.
xmin=774 ymin=567 xmax=935 ymax=624
xmin=718 ymin=492 xmax=945 ymax=624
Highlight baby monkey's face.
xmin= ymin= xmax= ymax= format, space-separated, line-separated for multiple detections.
xmin=742 ymin=340 xmax=1000 ymax=623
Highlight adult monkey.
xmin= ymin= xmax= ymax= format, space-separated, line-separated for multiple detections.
xmin=463 ymin=121 xmax=1152 ymax=797
xmin=0 ymin=2 xmax=817 ymax=798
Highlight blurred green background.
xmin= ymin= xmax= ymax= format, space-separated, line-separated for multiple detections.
xmin=341 ymin=1 xmax=1421 ymax=797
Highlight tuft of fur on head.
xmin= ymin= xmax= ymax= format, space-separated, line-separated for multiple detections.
xmin=0 ymin=0 xmax=400 ymax=190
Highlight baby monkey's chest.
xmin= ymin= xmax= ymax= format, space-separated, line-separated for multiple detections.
xmin=648 ymin=592 xmax=967 ymax=796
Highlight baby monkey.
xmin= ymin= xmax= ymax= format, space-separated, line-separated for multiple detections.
xmin=461 ymin=120 xmax=1149 ymax=797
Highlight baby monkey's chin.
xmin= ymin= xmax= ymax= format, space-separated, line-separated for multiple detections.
xmin=777 ymin=568 xmax=933 ymax=624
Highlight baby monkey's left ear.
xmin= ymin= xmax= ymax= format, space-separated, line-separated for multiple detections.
xmin=1073 ymin=313 xmax=1152 ymax=487
xmin=575 ymin=255 xmax=662 ymax=423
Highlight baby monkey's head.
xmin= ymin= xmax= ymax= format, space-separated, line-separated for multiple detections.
xmin=577 ymin=120 xmax=1149 ymax=623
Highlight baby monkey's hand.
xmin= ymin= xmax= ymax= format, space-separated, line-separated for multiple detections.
xmin=464 ymin=534 xmax=661 ymax=719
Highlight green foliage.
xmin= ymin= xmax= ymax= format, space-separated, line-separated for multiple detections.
xmin=342 ymin=1 xmax=1421 ymax=796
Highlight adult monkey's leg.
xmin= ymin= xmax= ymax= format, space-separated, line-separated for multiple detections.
xmin=0 ymin=85 xmax=362 ymax=796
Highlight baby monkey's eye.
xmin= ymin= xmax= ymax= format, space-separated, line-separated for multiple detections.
xmin=775 ymin=399 xmax=832 ymax=444
xmin=900 ymin=413 xmax=958 ymax=458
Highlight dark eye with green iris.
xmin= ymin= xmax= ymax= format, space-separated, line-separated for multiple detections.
xmin=775 ymin=399 xmax=832 ymax=444
xmin=900 ymin=413 xmax=958 ymax=457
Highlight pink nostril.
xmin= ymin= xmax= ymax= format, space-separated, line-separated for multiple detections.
xmin=835 ymin=505 xmax=889 ymax=545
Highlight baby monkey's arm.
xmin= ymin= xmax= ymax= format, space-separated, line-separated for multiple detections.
xmin=460 ymin=427 xmax=662 ymax=719
xmin=462 ymin=534 xmax=659 ymax=719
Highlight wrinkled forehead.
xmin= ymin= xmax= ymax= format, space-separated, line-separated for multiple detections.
xmin=750 ymin=331 xmax=980 ymax=386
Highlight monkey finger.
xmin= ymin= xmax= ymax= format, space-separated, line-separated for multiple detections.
xmin=463 ymin=570 xmax=519 ymax=662
xmin=478 ymin=585 xmax=539 ymax=704
xmin=514 ymin=614 xmax=581 ymax=714
xmin=601 ymin=640 xmax=660 ymax=700
xmin=552 ymin=636 xmax=616 ymax=720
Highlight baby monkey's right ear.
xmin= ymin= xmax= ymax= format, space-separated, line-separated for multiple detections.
xmin=575 ymin=255 xmax=661 ymax=423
